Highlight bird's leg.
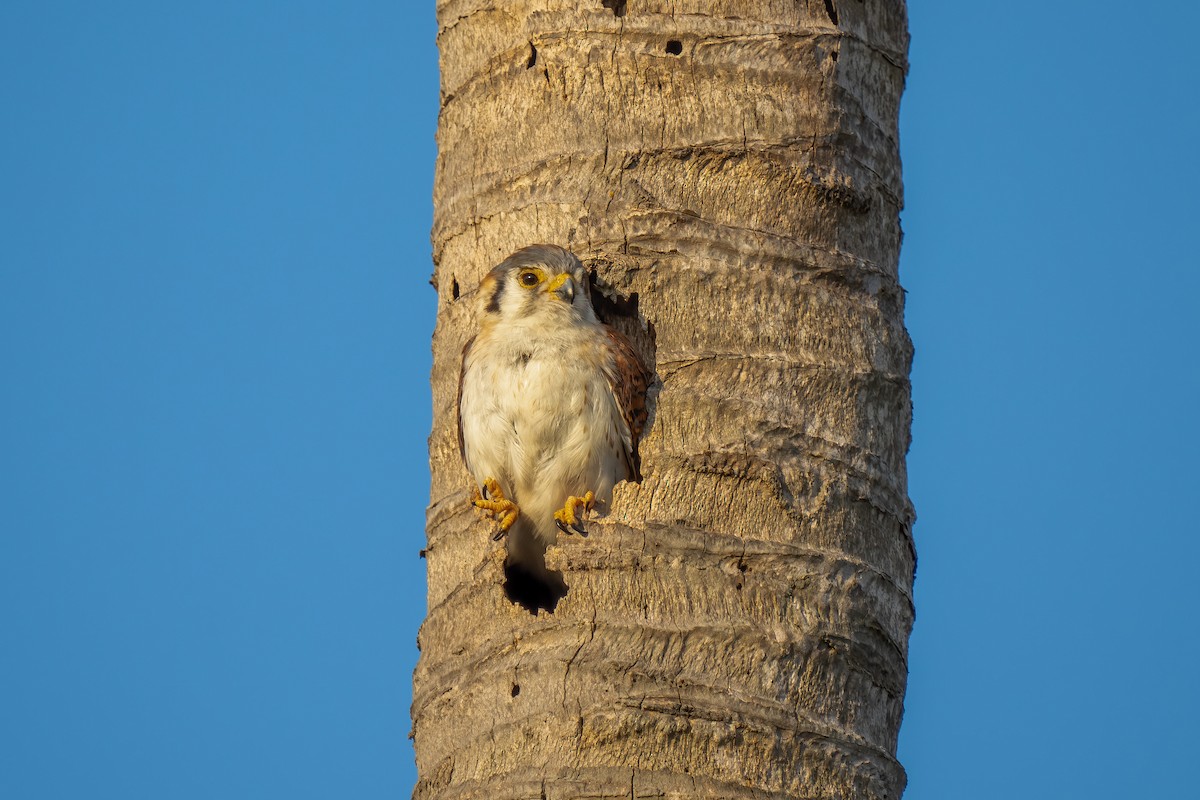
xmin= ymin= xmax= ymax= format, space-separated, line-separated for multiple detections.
xmin=473 ymin=477 xmax=519 ymax=540
xmin=554 ymin=491 xmax=596 ymax=536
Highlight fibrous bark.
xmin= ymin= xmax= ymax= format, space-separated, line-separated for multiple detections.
xmin=416 ymin=2 xmax=913 ymax=798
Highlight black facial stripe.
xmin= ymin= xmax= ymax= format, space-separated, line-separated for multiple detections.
xmin=484 ymin=275 xmax=506 ymax=313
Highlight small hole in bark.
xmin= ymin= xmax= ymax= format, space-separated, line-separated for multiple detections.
xmin=830 ymin=50 xmax=838 ymax=62
xmin=736 ymin=582 xmax=743 ymax=591
xmin=526 ymin=42 xmax=537 ymax=69
xmin=511 ymin=684 xmax=521 ymax=697
xmin=450 ymin=277 xmax=460 ymax=300
xmin=823 ymin=0 xmax=839 ymax=25
xmin=738 ymin=561 xmax=748 ymax=573
xmin=601 ymin=0 xmax=626 ymax=17
xmin=665 ymin=40 xmax=683 ymax=56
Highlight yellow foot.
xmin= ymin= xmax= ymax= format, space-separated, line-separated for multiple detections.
xmin=472 ymin=477 xmax=520 ymax=541
xmin=554 ymin=491 xmax=596 ymax=536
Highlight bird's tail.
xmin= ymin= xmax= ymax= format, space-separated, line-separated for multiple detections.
xmin=503 ymin=517 xmax=567 ymax=613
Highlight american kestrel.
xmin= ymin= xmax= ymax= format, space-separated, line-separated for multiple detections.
xmin=458 ymin=245 xmax=650 ymax=604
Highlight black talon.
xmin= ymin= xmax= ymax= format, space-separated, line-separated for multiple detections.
xmin=570 ymin=520 xmax=588 ymax=536
xmin=555 ymin=519 xmax=571 ymax=535
xmin=492 ymin=528 xmax=508 ymax=541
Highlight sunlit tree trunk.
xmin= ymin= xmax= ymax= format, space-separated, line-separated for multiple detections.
xmin=415 ymin=1 xmax=913 ymax=798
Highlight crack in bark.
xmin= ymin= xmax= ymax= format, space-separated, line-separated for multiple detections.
xmin=562 ymin=612 xmax=598 ymax=705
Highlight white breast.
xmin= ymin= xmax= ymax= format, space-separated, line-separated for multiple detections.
xmin=460 ymin=318 xmax=630 ymax=546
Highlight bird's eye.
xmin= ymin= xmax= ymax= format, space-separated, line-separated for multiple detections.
xmin=518 ymin=271 xmax=540 ymax=287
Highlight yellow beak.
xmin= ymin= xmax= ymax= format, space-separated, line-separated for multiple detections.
xmin=546 ymin=272 xmax=575 ymax=302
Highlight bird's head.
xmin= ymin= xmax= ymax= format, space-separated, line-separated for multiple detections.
xmin=477 ymin=244 xmax=596 ymax=325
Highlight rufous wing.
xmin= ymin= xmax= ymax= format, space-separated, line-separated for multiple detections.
xmin=602 ymin=326 xmax=651 ymax=481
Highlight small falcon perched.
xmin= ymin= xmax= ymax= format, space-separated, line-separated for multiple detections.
xmin=458 ymin=245 xmax=650 ymax=603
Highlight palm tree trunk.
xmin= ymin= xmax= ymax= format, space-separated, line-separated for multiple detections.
xmin=416 ymin=2 xmax=913 ymax=798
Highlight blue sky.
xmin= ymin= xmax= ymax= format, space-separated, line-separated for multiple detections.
xmin=1 ymin=2 xmax=1196 ymax=798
